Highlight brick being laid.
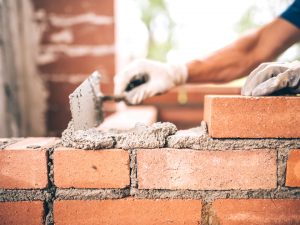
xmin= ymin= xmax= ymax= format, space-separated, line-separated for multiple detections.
xmin=204 ymin=95 xmax=300 ymax=138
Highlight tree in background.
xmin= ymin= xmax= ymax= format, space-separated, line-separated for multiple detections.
xmin=135 ymin=0 xmax=175 ymax=61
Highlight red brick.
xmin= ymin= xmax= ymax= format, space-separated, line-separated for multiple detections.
xmin=42 ymin=24 xmax=114 ymax=45
xmin=137 ymin=149 xmax=276 ymax=190
xmin=204 ymin=95 xmax=300 ymax=138
xmin=212 ymin=199 xmax=300 ymax=225
xmin=0 ymin=201 xmax=44 ymax=225
xmin=159 ymin=107 xmax=203 ymax=124
xmin=33 ymin=0 xmax=114 ymax=16
xmin=54 ymin=199 xmax=201 ymax=225
xmin=0 ymin=138 xmax=55 ymax=189
xmin=53 ymin=148 xmax=130 ymax=188
xmin=286 ymin=149 xmax=300 ymax=187
xmin=39 ymin=54 xmax=115 ymax=75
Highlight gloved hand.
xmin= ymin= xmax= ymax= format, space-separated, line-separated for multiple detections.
xmin=241 ymin=61 xmax=300 ymax=96
xmin=114 ymin=59 xmax=188 ymax=104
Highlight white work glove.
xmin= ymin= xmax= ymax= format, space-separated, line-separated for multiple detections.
xmin=241 ymin=61 xmax=300 ymax=96
xmin=114 ymin=59 xmax=188 ymax=104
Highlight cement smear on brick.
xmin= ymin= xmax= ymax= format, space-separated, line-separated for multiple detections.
xmin=61 ymin=121 xmax=177 ymax=150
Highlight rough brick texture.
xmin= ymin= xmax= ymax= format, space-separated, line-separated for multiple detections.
xmin=54 ymin=199 xmax=201 ymax=225
xmin=137 ymin=149 xmax=277 ymax=190
xmin=0 ymin=201 xmax=44 ymax=225
xmin=286 ymin=149 xmax=300 ymax=187
xmin=33 ymin=0 xmax=114 ymax=15
xmin=0 ymin=138 xmax=55 ymax=189
xmin=212 ymin=199 xmax=300 ymax=225
xmin=54 ymin=148 xmax=130 ymax=188
xmin=204 ymin=95 xmax=300 ymax=138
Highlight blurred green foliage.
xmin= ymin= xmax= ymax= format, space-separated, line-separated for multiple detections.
xmin=135 ymin=0 xmax=175 ymax=61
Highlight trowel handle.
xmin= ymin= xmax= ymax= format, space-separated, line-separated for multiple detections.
xmin=125 ymin=73 xmax=149 ymax=92
xmin=102 ymin=95 xmax=125 ymax=102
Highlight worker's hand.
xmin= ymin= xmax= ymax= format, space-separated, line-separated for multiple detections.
xmin=241 ymin=61 xmax=300 ymax=96
xmin=114 ymin=59 xmax=188 ymax=104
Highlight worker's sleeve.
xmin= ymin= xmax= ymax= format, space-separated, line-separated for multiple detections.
xmin=280 ymin=0 xmax=300 ymax=28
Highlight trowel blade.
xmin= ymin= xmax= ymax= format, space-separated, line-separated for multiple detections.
xmin=69 ymin=71 xmax=104 ymax=130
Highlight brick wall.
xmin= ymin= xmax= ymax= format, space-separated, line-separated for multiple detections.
xmin=31 ymin=0 xmax=116 ymax=136
xmin=1 ymin=95 xmax=300 ymax=225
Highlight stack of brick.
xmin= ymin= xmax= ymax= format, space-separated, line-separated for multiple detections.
xmin=32 ymin=0 xmax=116 ymax=135
xmin=0 ymin=95 xmax=300 ymax=225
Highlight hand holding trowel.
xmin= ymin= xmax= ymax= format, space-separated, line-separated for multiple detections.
xmin=69 ymin=71 xmax=148 ymax=131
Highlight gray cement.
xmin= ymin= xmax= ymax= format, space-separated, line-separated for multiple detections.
xmin=55 ymin=188 xmax=130 ymax=200
xmin=61 ymin=121 xmax=177 ymax=150
xmin=0 ymin=189 xmax=47 ymax=201
xmin=167 ymin=122 xmax=300 ymax=150
xmin=61 ymin=120 xmax=300 ymax=150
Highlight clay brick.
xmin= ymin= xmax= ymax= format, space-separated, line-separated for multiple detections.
xmin=212 ymin=199 xmax=300 ymax=225
xmin=42 ymin=24 xmax=114 ymax=45
xmin=0 ymin=201 xmax=44 ymax=225
xmin=39 ymin=54 xmax=115 ymax=75
xmin=0 ymin=138 xmax=55 ymax=189
xmin=53 ymin=148 xmax=130 ymax=188
xmin=204 ymin=95 xmax=300 ymax=138
xmin=33 ymin=0 xmax=114 ymax=16
xmin=159 ymin=107 xmax=203 ymax=124
xmin=54 ymin=199 xmax=201 ymax=225
xmin=286 ymin=149 xmax=300 ymax=187
xmin=137 ymin=149 xmax=276 ymax=190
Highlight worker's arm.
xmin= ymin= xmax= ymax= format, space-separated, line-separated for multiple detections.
xmin=114 ymin=18 xmax=300 ymax=104
xmin=187 ymin=18 xmax=300 ymax=84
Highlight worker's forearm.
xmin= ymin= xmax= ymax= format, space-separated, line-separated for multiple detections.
xmin=187 ymin=18 xmax=300 ymax=84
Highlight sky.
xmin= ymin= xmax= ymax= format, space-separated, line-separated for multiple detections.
xmin=116 ymin=0 xmax=295 ymax=69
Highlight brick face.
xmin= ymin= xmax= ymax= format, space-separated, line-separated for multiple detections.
xmin=54 ymin=199 xmax=201 ymax=225
xmin=204 ymin=95 xmax=300 ymax=138
xmin=212 ymin=199 xmax=300 ymax=225
xmin=0 ymin=138 xmax=55 ymax=189
xmin=137 ymin=149 xmax=277 ymax=190
xmin=53 ymin=148 xmax=130 ymax=188
xmin=286 ymin=149 xmax=300 ymax=187
xmin=33 ymin=0 xmax=114 ymax=16
xmin=0 ymin=201 xmax=44 ymax=225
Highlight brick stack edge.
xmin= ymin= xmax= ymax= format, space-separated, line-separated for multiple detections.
xmin=1 ymin=95 xmax=300 ymax=225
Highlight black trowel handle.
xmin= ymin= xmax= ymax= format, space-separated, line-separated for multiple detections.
xmin=125 ymin=73 xmax=149 ymax=92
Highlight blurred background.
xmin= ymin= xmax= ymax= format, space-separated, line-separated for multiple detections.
xmin=0 ymin=0 xmax=298 ymax=137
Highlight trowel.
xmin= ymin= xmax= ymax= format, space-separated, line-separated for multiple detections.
xmin=69 ymin=71 xmax=147 ymax=130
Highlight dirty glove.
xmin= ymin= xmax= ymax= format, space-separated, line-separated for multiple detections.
xmin=241 ymin=61 xmax=300 ymax=96
xmin=114 ymin=59 xmax=188 ymax=104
